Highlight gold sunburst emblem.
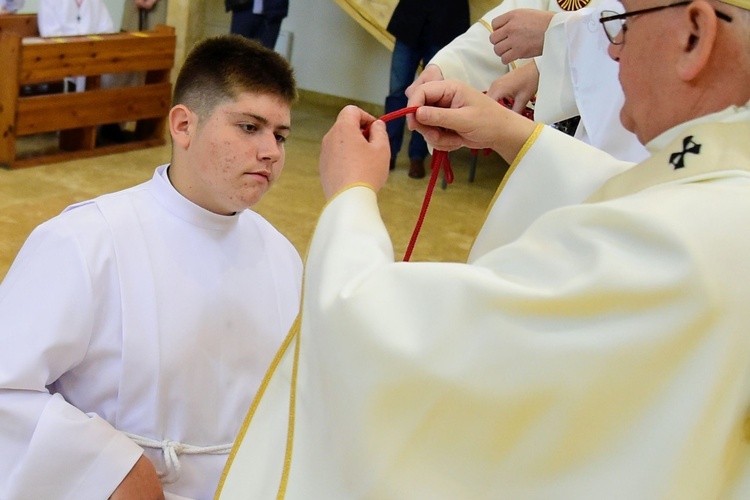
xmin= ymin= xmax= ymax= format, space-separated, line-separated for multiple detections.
xmin=556 ymin=0 xmax=591 ymax=10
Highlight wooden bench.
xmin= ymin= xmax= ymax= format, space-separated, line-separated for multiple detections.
xmin=0 ymin=13 xmax=39 ymax=37
xmin=0 ymin=21 xmax=176 ymax=169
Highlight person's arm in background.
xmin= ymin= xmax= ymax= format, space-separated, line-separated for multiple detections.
xmin=408 ymin=0 xmax=553 ymax=96
xmin=407 ymin=13 xmax=501 ymax=93
xmin=0 ymin=0 xmax=24 ymax=14
xmin=135 ymin=0 xmax=159 ymax=10
xmin=489 ymin=8 xmax=554 ymax=64
xmin=486 ymin=59 xmax=540 ymax=112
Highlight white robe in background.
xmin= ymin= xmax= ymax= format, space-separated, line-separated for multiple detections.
xmin=37 ymin=0 xmax=114 ymax=38
xmin=427 ymin=0 xmax=648 ymax=162
xmin=535 ymin=1 xmax=649 ymax=162
xmin=37 ymin=0 xmax=115 ymax=92
xmin=216 ymin=105 xmax=750 ymax=499
xmin=0 ymin=165 xmax=302 ymax=499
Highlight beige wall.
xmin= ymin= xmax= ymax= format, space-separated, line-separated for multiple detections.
xmin=165 ymin=0 xmax=220 ymax=78
xmin=22 ymin=0 xmax=393 ymax=106
xmin=169 ymin=1 xmax=391 ymax=107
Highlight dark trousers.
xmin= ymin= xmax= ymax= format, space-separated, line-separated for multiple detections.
xmin=385 ymin=40 xmax=441 ymax=162
xmin=230 ymin=10 xmax=283 ymax=50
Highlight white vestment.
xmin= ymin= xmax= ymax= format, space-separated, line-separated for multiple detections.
xmin=0 ymin=165 xmax=302 ymax=499
xmin=428 ymin=0 xmax=648 ymax=162
xmin=427 ymin=0 xmax=587 ymax=90
xmin=37 ymin=0 xmax=114 ymax=38
xmin=535 ymin=0 xmax=649 ymax=162
xmin=37 ymin=0 xmax=115 ymax=92
xmin=217 ymin=104 xmax=750 ymax=499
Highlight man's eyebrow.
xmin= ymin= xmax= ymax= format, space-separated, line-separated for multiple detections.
xmin=231 ymin=112 xmax=291 ymax=132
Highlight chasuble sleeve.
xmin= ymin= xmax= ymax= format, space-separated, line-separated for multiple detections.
xmin=468 ymin=125 xmax=633 ymax=261
xmin=428 ymin=20 xmax=509 ymax=91
xmin=0 ymin=218 xmax=142 ymax=499
xmin=284 ymin=181 xmax=750 ymax=498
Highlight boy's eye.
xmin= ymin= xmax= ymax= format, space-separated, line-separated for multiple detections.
xmin=275 ymin=134 xmax=287 ymax=144
xmin=240 ymin=123 xmax=258 ymax=133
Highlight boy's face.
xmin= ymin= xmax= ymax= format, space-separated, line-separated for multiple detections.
xmin=180 ymin=91 xmax=291 ymax=215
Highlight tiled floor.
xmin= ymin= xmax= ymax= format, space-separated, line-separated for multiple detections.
xmin=0 ymin=96 xmax=509 ymax=280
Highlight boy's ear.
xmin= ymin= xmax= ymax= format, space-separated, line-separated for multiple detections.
xmin=169 ymin=104 xmax=195 ymax=150
xmin=676 ymin=0 xmax=719 ymax=81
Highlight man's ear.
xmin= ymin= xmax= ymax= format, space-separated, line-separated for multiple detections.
xmin=677 ymin=0 xmax=719 ymax=81
xmin=169 ymin=104 xmax=195 ymax=150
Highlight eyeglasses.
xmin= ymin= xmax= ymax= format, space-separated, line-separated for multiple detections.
xmin=599 ymin=1 xmax=733 ymax=45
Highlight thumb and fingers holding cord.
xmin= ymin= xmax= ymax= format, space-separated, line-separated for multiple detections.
xmin=414 ymin=107 xmax=488 ymax=151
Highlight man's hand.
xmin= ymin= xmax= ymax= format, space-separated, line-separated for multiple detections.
xmin=405 ymin=64 xmax=444 ymax=99
xmin=489 ymin=9 xmax=555 ymax=65
xmin=486 ymin=60 xmax=540 ymax=112
xmin=135 ymin=0 xmax=159 ymax=10
xmin=110 ymin=455 xmax=164 ymax=500
xmin=406 ymin=80 xmax=537 ymax=162
xmin=319 ymin=106 xmax=390 ymax=199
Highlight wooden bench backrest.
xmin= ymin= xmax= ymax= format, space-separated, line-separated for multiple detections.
xmin=18 ymin=24 xmax=176 ymax=85
xmin=0 ymin=13 xmax=39 ymax=38
xmin=0 ymin=24 xmax=176 ymax=168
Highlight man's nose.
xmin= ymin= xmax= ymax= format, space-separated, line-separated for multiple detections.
xmin=608 ymin=40 xmax=622 ymax=61
xmin=257 ymin=133 xmax=282 ymax=161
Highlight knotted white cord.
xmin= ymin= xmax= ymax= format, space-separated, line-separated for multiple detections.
xmin=125 ymin=432 xmax=233 ymax=484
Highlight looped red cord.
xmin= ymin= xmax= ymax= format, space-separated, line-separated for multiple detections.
xmin=363 ymin=106 xmax=453 ymax=262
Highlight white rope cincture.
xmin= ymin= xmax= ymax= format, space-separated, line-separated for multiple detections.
xmin=125 ymin=432 xmax=234 ymax=484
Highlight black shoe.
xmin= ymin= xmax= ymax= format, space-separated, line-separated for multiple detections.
xmin=98 ymin=124 xmax=135 ymax=144
xmin=408 ymin=159 xmax=425 ymax=179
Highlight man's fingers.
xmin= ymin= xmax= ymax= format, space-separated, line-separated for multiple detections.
xmin=488 ymin=28 xmax=504 ymax=45
xmin=407 ymin=81 xmax=457 ymax=112
xmin=414 ymin=106 xmax=465 ymax=134
xmin=492 ymin=38 xmax=514 ymax=63
xmin=491 ymin=13 xmax=511 ymax=30
xmin=511 ymin=99 xmax=528 ymax=114
xmin=336 ymin=105 xmax=378 ymax=136
xmin=367 ymin=120 xmax=388 ymax=145
xmin=500 ymin=47 xmax=519 ymax=65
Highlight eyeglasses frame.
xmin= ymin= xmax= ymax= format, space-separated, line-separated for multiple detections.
xmin=599 ymin=1 xmax=733 ymax=45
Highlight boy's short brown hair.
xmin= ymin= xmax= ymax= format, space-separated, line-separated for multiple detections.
xmin=173 ymin=35 xmax=297 ymax=120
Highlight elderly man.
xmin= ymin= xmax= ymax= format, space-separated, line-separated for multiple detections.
xmin=217 ymin=0 xmax=750 ymax=498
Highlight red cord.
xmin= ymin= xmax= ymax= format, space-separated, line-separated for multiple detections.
xmin=362 ymin=106 xmax=420 ymax=138
xmin=402 ymin=150 xmax=452 ymax=261
xmin=363 ymin=106 xmax=453 ymax=261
